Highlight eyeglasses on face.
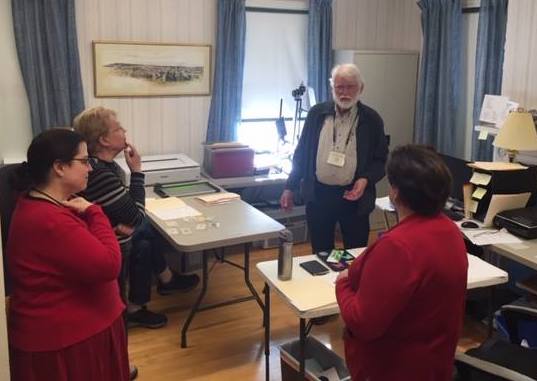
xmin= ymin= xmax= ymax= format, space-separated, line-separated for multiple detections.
xmin=334 ymin=84 xmax=358 ymax=92
xmin=70 ymin=157 xmax=91 ymax=166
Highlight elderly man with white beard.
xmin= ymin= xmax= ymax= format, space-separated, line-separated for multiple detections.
xmin=280 ymin=64 xmax=388 ymax=253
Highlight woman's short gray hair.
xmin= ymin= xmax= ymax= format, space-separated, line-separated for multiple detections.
xmin=329 ymin=64 xmax=364 ymax=88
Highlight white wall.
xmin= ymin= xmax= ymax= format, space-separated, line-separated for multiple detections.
xmin=333 ymin=0 xmax=422 ymax=51
xmin=0 ymin=224 xmax=9 ymax=380
xmin=502 ymin=0 xmax=537 ymax=109
xmin=75 ymin=0 xmax=216 ymax=163
xmin=0 ymin=0 xmax=32 ymax=163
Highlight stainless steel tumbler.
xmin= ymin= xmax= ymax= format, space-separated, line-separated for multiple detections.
xmin=278 ymin=242 xmax=293 ymax=281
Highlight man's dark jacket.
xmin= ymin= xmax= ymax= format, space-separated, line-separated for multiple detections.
xmin=285 ymin=101 xmax=388 ymax=215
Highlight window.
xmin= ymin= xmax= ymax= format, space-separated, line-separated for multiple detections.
xmin=239 ymin=0 xmax=308 ymax=152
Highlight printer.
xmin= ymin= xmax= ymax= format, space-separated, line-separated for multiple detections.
xmin=116 ymin=153 xmax=201 ymax=186
xmin=494 ymin=206 xmax=537 ymax=239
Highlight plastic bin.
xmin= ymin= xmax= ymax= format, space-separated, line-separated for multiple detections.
xmin=279 ymin=336 xmax=350 ymax=381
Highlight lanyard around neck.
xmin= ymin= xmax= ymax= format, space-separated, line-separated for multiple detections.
xmin=332 ymin=111 xmax=358 ymax=149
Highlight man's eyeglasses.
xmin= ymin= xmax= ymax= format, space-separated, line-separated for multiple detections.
xmin=334 ymin=84 xmax=358 ymax=92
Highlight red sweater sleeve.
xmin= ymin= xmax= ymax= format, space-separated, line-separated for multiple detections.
xmin=45 ymin=204 xmax=121 ymax=283
xmin=335 ymin=238 xmax=419 ymax=341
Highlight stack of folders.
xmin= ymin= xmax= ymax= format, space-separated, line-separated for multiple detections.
xmin=195 ymin=192 xmax=240 ymax=205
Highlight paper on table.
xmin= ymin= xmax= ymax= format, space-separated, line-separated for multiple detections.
xmin=472 ymin=187 xmax=487 ymax=200
xmin=375 ymin=196 xmax=395 ymax=212
xmin=276 ymin=278 xmax=336 ymax=312
xmin=347 ymin=247 xmax=367 ymax=258
xmin=463 ymin=228 xmax=522 ymax=246
xmin=483 ymin=192 xmax=531 ymax=226
xmin=206 ymin=142 xmax=248 ymax=149
xmin=146 ymin=197 xmax=185 ymax=209
xmin=196 ymin=192 xmax=240 ymax=204
xmin=470 ymin=172 xmax=492 ymax=186
xmin=468 ymin=161 xmax=527 ymax=171
xmin=146 ymin=197 xmax=202 ymax=220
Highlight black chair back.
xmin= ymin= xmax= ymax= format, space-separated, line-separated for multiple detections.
xmin=0 ymin=164 xmax=23 ymax=295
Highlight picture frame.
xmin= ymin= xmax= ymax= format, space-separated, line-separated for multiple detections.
xmin=93 ymin=41 xmax=211 ymax=97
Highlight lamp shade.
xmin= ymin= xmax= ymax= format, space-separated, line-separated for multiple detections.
xmin=493 ymin=111 xmax=537 ymax=151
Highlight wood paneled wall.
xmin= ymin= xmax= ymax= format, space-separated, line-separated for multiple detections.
xmin=75 ymin=0 xmax=216 ymax=161
xmin=333 ymin=0 xmax=422 ymax=51
xmin=502 ymin=0 xmax=537 ymax=109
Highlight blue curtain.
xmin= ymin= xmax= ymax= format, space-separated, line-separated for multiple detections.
xmin=206 ymin=0 xmax=246 ymax=143
xmin=471 ymin=0 xmax=508 ymax=161
xmin=12 ymin=0 xmax=84 ymax=136
xmin=308 ymin=0 xmax=332 ymax=103
xmin=415 ymin=0 xmax=464 ymax=157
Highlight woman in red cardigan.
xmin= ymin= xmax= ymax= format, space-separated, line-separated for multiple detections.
xmin=336 ymin=144 xmax=468 ymax=381
xmin=7 ymin=129 xmax=129 ymax=381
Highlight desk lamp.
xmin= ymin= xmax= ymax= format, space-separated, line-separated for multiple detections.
xmin=493 ymin=109 xmax=537 ymax=162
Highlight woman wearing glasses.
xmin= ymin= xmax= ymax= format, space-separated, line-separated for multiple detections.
xmin=7 ymin=128 xmax=129 ymax=380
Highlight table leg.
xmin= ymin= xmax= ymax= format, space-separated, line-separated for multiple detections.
xmin=299 ymin=318 xmax=306 ymax=377
xmin=243 ymin=243 xmax=264 ymax=311
xmin=181 ymin=250 xmax=209 ymax=348
xmin=383 ymin=211 xmax=390 ymax=230
xmin=487 ymin=286 xmax=495 ymax=337
xmin=264 ymin=283 xmax=270 ymax=381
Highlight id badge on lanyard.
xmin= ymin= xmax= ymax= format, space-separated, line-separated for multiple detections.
xmin=327 ymin=112 xmax=356 ymax=168
xmin=327 ymin=151 xmax=346 ymax=167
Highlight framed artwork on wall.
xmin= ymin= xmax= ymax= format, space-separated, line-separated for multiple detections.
xmin=93 ymin=41 xmax=211 ymax=97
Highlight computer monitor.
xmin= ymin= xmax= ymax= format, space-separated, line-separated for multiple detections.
xmin=439 ymin=153 xmax=473 ymax=202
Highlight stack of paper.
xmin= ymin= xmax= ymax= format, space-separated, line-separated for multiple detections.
xmin=206 ymin=142 xmax=248 ymax=149
xmin=196 ymin=192 xmax=240 ymax=205
xmin=145 ymin=197 xmax=202 ymax=220
xmin=468 ymin=162 xmax=527 ymax=171
xmin=461 ymin=227 xmax=522 ymax=246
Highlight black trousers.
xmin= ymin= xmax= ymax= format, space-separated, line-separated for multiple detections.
xmin=128 ymin=221 xmax=168 ymax=306
xmin=306 ymin=183 xmax=370 ymax=253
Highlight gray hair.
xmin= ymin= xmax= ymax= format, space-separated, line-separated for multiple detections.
xmin=329 ymin=64 xmax=364 ymax=88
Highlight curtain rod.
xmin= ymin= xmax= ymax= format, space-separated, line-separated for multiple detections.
xmin=245 ymin=6 xmax=308 ymax=15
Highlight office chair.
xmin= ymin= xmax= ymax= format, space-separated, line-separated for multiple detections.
xmin=454 ymin=303 xmax=537 ymax=380
xmin=0 ymin=164 xmax=22 ymax=296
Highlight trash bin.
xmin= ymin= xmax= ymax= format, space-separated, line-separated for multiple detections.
xmin=279 ymin=336 xmax=350 ymax=381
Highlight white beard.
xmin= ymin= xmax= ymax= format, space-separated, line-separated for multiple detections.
xmin=332 ymin=89 xmax=360 ymax=111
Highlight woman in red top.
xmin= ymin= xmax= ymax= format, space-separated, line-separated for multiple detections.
xmin=336 ymin=145 xmax=468 ymax=381
xmin=7 ymin=129 xmax=129 ymax=381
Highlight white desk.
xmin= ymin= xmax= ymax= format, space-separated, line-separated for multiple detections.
xmin=145 ymin=190 xmax=285 ymax=347
xmin=256 ymin=253 xmax=508 ymax=380
xmin=457 ymin=219 xmax=537 ymax=277
xmin=489 ymin=240 xmax=537 ymax=272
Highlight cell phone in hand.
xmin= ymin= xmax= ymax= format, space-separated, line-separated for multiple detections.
xmin=300 ymin=260 xmax=330 ymax=276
